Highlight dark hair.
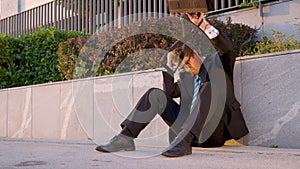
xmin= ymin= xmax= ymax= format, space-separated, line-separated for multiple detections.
xmin=178 ymin=45 xmax=194 ymax=61
xmin=183 ymin=45 xmax=194 ymax=58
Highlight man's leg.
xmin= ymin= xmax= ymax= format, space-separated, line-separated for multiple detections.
xmin=120 ymin=88 xmax=181 ymax=138
xmin=183 ymin=82 xmax=230 ymax=148
xmin=96 ymin=88 xmax=181 ymax=152
xmin=162 ymin=82 xmax=212 ymax=157
xmin=182 ymin=82 xmax=212 ymax=139
xmin=194 ymin=114 xmax=230 ymax=147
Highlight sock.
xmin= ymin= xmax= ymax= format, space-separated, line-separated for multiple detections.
xmin=173 ymin=129 xmax=193 ymax=144
xmin=184 ymin=131 xmax=193 ymax=143
xmin=120 ymin=126 xmax=135 ymax=138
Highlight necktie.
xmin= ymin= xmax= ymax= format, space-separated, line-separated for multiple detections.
xmin=190 ymin=75 xmax=201 ymax=110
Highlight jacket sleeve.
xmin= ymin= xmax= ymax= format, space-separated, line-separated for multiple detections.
xmin=209 ymin=31 xmax=236 ymax=76
xmin=162 ymin=71 xmax=180 ymax=98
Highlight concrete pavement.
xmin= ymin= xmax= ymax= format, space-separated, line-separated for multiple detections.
xmin=0 ymin=138 xmax=299 ymax=169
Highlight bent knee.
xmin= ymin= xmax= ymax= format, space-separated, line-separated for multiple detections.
xmin=146 ymin=88 xmax=164 ymax=94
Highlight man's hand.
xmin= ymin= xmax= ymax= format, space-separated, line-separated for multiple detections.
xmin=186 ymin=13 xmax=203 ymax=25
xmin=186 ymin=13 xmax=211 ymax=32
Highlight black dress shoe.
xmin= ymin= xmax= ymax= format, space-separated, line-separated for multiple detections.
xmin=95 ymin=134 xmax=135 ymax=153
xmin=162 ymin=130 xmax=193 ymax=157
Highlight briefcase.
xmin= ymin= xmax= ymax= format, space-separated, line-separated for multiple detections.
xmin=167 ymin=0 xmax=213 ymax=13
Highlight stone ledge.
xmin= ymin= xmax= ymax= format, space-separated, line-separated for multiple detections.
xmin=0 ymin=50 xmax=300 ymax=149
xmin=236 ymin=49 xmax=300 ymax=61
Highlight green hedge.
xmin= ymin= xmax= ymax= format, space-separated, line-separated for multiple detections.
xmin=0 ymin=35 xmax=22 ymax=88
xmin=57 ymin=36 xmax=88 ymax=80
xmin=57 ymin=17 xmax=257 ymax=80
xmin=209 ymin=17 xmax=257 ymax=57
xmin=0 ymin=19 xmax=257 ymax=89
xmin=0 ymin=27 xmax=88 ymax=89
xmin=1 ymin=19 xmax=299 ymax=89
xmin=249 ymin=30 xmax=300 ymax=55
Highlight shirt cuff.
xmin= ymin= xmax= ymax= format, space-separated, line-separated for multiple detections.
xmin=205 ymin=26 xmax=220 ymax=39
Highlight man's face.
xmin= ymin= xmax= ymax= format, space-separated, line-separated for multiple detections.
xmin=181 ymin=50 xmax=202 ymax=76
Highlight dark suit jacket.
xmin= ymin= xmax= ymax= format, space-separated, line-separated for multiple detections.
xmin=162 ymin=31 xmax=249 ymax=142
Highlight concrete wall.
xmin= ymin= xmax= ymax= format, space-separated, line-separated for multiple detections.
xmin=237 ymin=50 xmax=300 ymax=149
xmin=18 ymin=0 xmax=53 ymax=12
xmin=212 ymin=0 xmax=300 ymax=41
xmin=1 ymin=50 xmax=300 ymax=148
xmin=0 ymin=0 xmax=18 ymax=19
xmin=0 ymin=81 xmax=88 ymax=140
xmin=0 ymin=0 xmax=53 ymax=19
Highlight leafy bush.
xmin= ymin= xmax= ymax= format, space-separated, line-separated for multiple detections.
xmin=57 ymin=33 xmax=174 ymax=79
xmin=0 ymin=35 xmax=23 ymax=88
xmin=57 ymin=17 xmax=258 ymax=80
xmin=59 ymin=17 xmax=186 ymax=79
xmin=0 ymin=27 xmax=88 ymax=89
xmin=102 ymin=33 xmax=176 ymax=75
xmin=209 ymin=17 xmax=257 ymax=57
xmin=239 ymin=0 xmax=259 ymax=8
xmin=249 ymin=30 xmax=300 ymax=55
xmin=16 ymin=27 xmax=88 ymax=86
xmin=2 ymin=17 xmax=299 ymax=89
xmin=57 ymin=36 xmax=88 ymax=80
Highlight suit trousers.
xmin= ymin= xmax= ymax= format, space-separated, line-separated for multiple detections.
xmin=120 ymin=86 xmax=229 ymax=147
